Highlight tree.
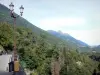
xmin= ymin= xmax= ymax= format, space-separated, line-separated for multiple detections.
xmin=98 ymin=63 xmax=100 ymax=71
xmin=0 ymin=22 xmax=13 ymax=50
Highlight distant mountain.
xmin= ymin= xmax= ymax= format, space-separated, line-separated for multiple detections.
xmin=47 ymin=30 xmax=91 ymax=52
xmin=92 ymin=45 xmax=100 ymax=52
xmin=0 ymin=4 xmax=91 ymax=52
xmin=48 ymin=30 xmax=88 ymax=47
xmin=0 ymin=4 xmax=67 ymax=46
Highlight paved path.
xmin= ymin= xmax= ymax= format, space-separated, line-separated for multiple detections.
xmin=0 ymin=54 xmax=26 ymax=75
xmin=0 ymin=54 xmax=12 ymax=75
xmin=0 ymin=72 xmax=12 ymax=75
xmin=0 ymin=54 xmax=12 ymax=72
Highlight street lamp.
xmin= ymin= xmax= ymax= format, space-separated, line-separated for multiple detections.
xmin=9 ymin=2 xmax=14 ymax=13
xmin=19 ymin=5 xmax=24 ymax=16
xmin=9 ymin=2 xmax=24 ymax=72
xmin=9 ymin=2 xmax=24 ymax=17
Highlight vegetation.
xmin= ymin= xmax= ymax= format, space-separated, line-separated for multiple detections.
xmin=0 ymin=4 xmax=92 ymax=52
xmin=0 ymin=22 xmax=99 ymax=75
xmin=0 ymin=4 xmax=100 ymax=75
xmin=0 ymin=22 xmax=13 ymax=51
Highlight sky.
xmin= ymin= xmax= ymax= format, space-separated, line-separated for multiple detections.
xmin=1 ymin=0 xmax=100 ymax=46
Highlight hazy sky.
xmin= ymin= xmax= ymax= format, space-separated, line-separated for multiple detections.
xmin=1 ymin=0 xmax=100 ymax=46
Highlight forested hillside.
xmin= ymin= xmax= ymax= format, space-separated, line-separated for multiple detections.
xmin=48 ymin=30 xmax=88 ymax=47
xmin=48 ymin=30 xmax=92 ymax=52
xmin=92 ymin=46 xmax=100 ymax=52
xmin=0 ymin=22 xmax=99 ymax=75
xmin=0 ymin=3 xmax=100 ymax=75
xmin=0 ymin=4 xmax=92 ymax=52
xmin=0 ymin=4 xmax=67 ymax=46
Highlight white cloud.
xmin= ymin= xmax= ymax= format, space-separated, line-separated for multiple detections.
xmin=39 ymin=17 xmax=100 ymax=45
xmin=64 ymin=29 xmax=100 ymax=46
xmin=39 ymin=17 xmax=86 ymax=30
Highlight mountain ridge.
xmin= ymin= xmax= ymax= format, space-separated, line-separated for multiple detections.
xmin=47 ymin=30 xmax=88 ymax=47
xmin=0 ymin=4 xmax=93 ymax=52
xmin=0 ymin=4 xmax=76 ymax=49
xmin=47 ymin=30 xmax=92 ymax=52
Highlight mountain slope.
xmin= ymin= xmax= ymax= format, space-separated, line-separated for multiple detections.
xmin=48 ymin=30 xmax=88 ymax=47
xmin=92 ymin=45 xmax=100 ymax=52
xmin=0 ymin=4 xmax=91 ymax=52
xmin=47 ymin=30 xmax=91 ymax=52
xmin=0 ymin=4 xmax=66 ymax=46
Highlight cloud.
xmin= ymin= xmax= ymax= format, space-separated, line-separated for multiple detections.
xmin=64 ymin=29 xmax=100 ymax=46
xmin=39 ymin=17 xmax=86 ymax=30
xmin=39 ymin=17 xmax=100 ymax=46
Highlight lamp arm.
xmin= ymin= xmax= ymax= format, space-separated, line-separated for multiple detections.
xmin=11 ymin=13 xmax=20 ymax=19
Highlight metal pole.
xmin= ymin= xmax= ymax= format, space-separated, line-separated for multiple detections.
xmin=14 ymin=18 xmax=17 ymax=61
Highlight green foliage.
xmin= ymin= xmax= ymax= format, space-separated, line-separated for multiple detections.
xmin=0 ymin=22 xmax=13 ymax=50
xmin=60 ymin=48 xmax=98 ymax=75
xmin=0 ymin=4 xmax=91 ymax=52
xmin=98 ymin=63 xmax=100 ymax=71
xmin=0 ymin=22 xmax=98 ymax=75
xmin=30 ymin=70 xmax=38 ymax=75
xmin=0 ymin=4 xmax=100 ymax=75
xmin=0 ymin=45 xmax=4 ymax=51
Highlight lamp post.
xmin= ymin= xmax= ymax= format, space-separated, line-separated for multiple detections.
xmin=9 ymin=2 xmax=24 ymax=72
